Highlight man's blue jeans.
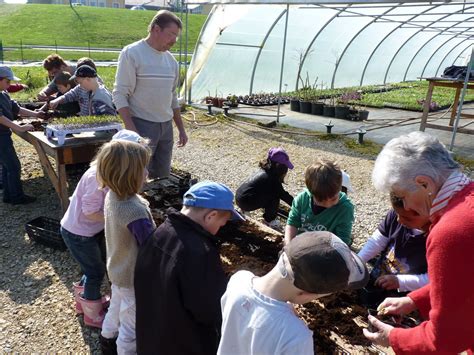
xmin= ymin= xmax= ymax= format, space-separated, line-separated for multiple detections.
xmin=0 ymin=135 xmax=24 ymax=203
xmin=61 ymin=227 xmax=106 ymax=300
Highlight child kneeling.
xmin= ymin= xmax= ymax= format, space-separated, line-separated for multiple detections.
xmin=236 ymin=147 xmax=294 ymax=229
xmin=285 ymin=160 xmax=354 ymax=246
xmin=357 ymin=193 xmax=429 ymax=306
xmin=218 ymin=231 xmax=369 ymax=354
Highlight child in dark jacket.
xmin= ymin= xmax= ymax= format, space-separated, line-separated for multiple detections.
xmin=135 ymin=181 xmax=244 ymax=355
xmin=0 ymin=66 xmax=44 ymax=205
xmin=236 ymin=147 xmax=293 ymax=228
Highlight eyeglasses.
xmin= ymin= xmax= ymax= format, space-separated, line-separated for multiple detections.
xmin=155 ymin=25 xmax=180 ymax=39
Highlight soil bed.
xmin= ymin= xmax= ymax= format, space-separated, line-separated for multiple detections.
xmin=142 ymin=168 xmax=392 ymax=353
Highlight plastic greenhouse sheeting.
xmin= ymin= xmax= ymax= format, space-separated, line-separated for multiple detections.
xmin=184 ymin=1 xmax=474 ymax=101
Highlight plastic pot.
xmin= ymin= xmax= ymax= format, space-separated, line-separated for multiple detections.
xmin=300 ymin=101 xmax=312 ymax=114
xmin=335 ymin=105 xmax=350 ymax=119
xmin=311 ymin=102 xmax=324 ymax=115
xmin=290 ymin=99 xmax=300 ymax=112
xmin=359 ymin=110 xmax=370 ymax=121
xmin=323 ymin=105 xmax=336 ymax=117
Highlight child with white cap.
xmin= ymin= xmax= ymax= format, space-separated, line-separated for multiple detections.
xmin=341 ymin=171 xmax=354 ymax=194
xmin=135 ymin=180 xmax=244 ymax=355
xmin=60 ymin=129 xmax=148 ymax=333
xmin=217 ymin=231 xmax=369 ymax=355
xmin=236 ymin=147 xmax=294 ymax=229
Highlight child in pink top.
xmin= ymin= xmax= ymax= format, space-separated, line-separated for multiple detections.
xmin=60 ymin=129 xmax=143 ymax=329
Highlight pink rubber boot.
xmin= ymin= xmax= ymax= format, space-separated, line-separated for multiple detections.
xmin=79 ymin=297 xmax=106 ymax=329
xmin=73 ymin=282 xmax=110 ymax=314
xmin=73 ymin=282 xmax=84 ymax=315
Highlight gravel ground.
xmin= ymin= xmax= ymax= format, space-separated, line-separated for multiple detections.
xmin=0 ymin=114 xmax=458 ymax=352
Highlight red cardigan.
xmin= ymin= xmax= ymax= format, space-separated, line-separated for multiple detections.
xmin=390 ymin=182 xmax=474 ymax=354
xmin=7 ymin=83 xmax=26 ymax=93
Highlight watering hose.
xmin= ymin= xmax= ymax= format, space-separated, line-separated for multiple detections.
xmin=182 ymin=110 xmax=218 ymax=126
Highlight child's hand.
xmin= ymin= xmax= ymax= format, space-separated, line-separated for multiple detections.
xmin=49 ymin=99 xmax=61 ymax=109
xmin=375 ymin=275 xmax=399 ymax=290
xmin=35 ymin=111 xmax=46 ymax=119
xmin=17 ymin=123 xmax=34 ymax=133
xmin=37 ymin=92 xmax=49 ymax=101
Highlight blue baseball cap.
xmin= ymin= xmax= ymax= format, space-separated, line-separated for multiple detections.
xmin=0 ymin=66 xmax=20 ymax=81
xmin=183 ymin=181 xmax=244 ymax=221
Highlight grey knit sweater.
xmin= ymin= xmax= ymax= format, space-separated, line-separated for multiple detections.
xmin=113 ymin=39 xmax=179 ymax=123
xmin=104 ymin=191 xmax=155 ymax=288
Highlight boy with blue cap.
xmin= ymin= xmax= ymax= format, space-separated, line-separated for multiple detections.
xmin=0 ymin=66 xmax=45 ymax=204
xmin=135 ymin=181 xmax=243 ymax=355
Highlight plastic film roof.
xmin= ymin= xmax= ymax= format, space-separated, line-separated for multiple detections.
xmin=185 ymin=1 xmax=474 ymax=100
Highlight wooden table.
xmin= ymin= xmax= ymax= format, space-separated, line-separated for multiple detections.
xmin=16 ymin=130 xmax=114 ymax=212
xmin=420 ymin=77 xmax=474 ymax=135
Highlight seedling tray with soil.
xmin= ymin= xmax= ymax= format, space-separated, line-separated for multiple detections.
xmin=45 ymin=116 xmax=122 ymax=145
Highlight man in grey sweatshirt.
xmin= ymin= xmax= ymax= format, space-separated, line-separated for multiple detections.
xmin=113 ymin=10 xmax=188 ymax=178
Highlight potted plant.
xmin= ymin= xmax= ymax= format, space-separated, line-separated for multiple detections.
xmin=311 ymin=83 xmax=325 ymax=116
xmin=335 ymin=92 xmax=353 ymax=119
xmin=358 ymin=106 xmax=370 ymax=121
xmin=290 ymin=95 xmax=300 ymax=112
xmin=299 ymin=89 xmax=313 ymax=114
xmin=322 ymin=95 xmax=336 ymax=117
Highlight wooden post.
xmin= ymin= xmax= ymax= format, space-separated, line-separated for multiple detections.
xmin=449 ymin=87 xmax=461 ymax=126
xmin=420 ymin=81 xmax=434 ymax=132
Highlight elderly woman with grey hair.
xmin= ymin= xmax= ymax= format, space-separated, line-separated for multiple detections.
xmin=363 ymin=132 xmax=474 ymax=353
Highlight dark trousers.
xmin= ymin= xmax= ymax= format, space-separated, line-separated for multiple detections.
xmin=0 ymin=135 xmax=24 ymax=203
xmin=236 ymin=193 xmax=280 ymax=222
xmin=61 ymin=227 xmax=106 ymax=300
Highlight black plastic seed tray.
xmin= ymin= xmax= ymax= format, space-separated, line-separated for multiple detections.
xmin=25 ymin=216 xmax=66 ymax=250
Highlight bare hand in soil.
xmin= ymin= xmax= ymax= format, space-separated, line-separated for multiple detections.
xmin=375 ymin=275 xmax=399 ymax=290
xmin=363 ymin=315 xmax=393 ymax=347
xmin=377 ymin=296 xmax=417 ymax=316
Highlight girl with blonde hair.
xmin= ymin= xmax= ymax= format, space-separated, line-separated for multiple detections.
xmin=96 ymin=131 xmax=156 ymax=354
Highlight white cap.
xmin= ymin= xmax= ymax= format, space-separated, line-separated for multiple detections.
xmin=342 ymin=171 xmax=354 ymax=193
xmin=112 ymin=129 xmax=142 ymax=143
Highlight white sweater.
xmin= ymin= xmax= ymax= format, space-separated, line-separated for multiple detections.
xmin=113 ymin=39 xmax=179 ymax=123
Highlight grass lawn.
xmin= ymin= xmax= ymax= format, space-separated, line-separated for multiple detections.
xmin=4 ymin=48 xmax=120 ymax=62
xmin=0 ymin=4 xmax=205 ymax=59
xmin=2 ymin=48 xmax=192 ymax=64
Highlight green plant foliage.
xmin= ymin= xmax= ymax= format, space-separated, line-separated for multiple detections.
xmin=288 ymin=81 xmax=474 ymax=112
xmin=48 ymin=115 xmax=122 ymax=130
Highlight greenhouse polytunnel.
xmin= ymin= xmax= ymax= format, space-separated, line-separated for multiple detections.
xmin=182 ymin=1 xmax=474 ymax=102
